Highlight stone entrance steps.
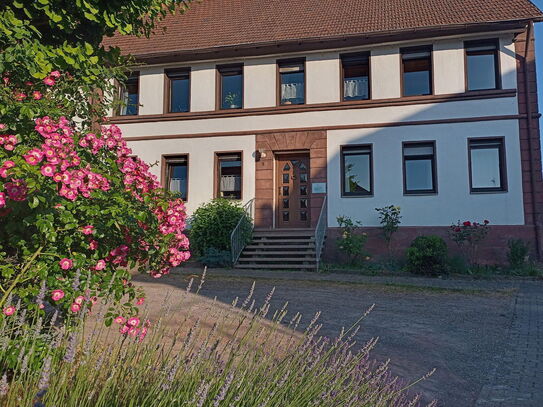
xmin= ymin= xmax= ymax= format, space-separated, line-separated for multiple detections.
xmin=235 ymin=229 xmax=320 ymax=270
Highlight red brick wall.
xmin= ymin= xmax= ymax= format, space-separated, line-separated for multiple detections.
xmin=255 ymin=131 xmax=327 ymax=228
xmin=323 ymin=225 xmax=537 ymax=265
xmin=515 ymin=27 xmax=543 ymax=258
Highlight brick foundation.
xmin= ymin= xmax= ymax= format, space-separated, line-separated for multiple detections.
xmin=323 ymin=225 xmax=538 ymax=265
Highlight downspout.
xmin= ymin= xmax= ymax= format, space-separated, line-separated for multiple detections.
xmin=522 ymin=20 xmax=542 ymax=259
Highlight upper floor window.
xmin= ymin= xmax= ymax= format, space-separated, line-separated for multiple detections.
xmin=341 ymin=145 xmax=373 ymax=196
xmin=469 ymin=138 xmax=506 ymax=192
xmin=279 ymin=60 xmax=305 ymax=105
xmin=216 ymin=152 xmax=242 ymax=199
xmin=119 ymin=72 xmax=139 ymax=116
xmin=465 ymin=40 xmax=500 ymax=91
xmin=218 ymin=65 xmax=243 ymax=109
xmin=403 ymin=142 xmax=437 ymax=194
xmin=401 ymin=46 xmax=432 ymax=97
xmin=166 ymin=69 xmax=190 ymax=113
xmin=164 ymin=155 xmax=188 ymax=201
xmin=341 ymin=53 xmax=370 ymax=101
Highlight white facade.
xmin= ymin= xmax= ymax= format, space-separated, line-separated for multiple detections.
xmin=115 ymin=32 xmax=526 ymax=228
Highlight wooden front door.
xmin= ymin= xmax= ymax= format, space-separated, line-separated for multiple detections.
xmin=276 ymin=154 xmax=311 ymax=228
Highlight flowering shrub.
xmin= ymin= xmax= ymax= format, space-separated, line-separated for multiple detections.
xmin=336 ymin=215 xmax=369 ymax=265
xmin=449 ymin=220 xmax=490 ymax=265
xmin=0 ymin=71 xmax=190 ymax=326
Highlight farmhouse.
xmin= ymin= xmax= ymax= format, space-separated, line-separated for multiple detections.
xmin=104 ymin=0 xmax=543 ymax=267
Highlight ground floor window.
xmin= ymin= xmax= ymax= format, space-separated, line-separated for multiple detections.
xmin=403 ymin=142 xmax=437 ymax=194
xmin=164 ymin=155 xmax=188 ymax=200
xmin=341 ymin=145 xmax=373 ymax=196
xmin=216 ymin=152 xmax=242 ymax=199
xmin=469 ymin=138 xmax=506 ymax=192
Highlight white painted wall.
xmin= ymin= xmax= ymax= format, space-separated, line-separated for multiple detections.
xmin=244 ymin=58 xmax=277 ymax=108
xmin=127 ymin=135 xmax=256 ymax=217
xmin=306 ymin=52 xmax=340 ymax=104
xmin=138 ymin=67 xmax=165 ymax=115
xmin=500 ymin=34 xmax=518 ymax=90
xmin=190 ymin=63 xmax=216 ymax=112
xmin=116 ymin=96 xmax=518 ymax=138
xmin=371 ymin=47 xmax=401 ymax=99
xmin=327 ymin=120 xmax=524 ymax=227
xmin=433 ymin=40 xmax=465 ymax=94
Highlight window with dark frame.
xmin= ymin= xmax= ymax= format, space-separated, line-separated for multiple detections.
xmin=164 ymin=156 xmax=188 ymax=201
xmin=119 ymin=73 xmax=139 ymax=116
xmin=218 ymin=65 xmax=243 ymax=110
xmin=403 ymin=142 xmax=437 ymax=194
xmin=341 ymin=53 xmax=370 ymax=101
xmin=341 ymin=146 xmax=373 ymax=196
xmin=465 ymin=39 xmax=500 ymax=91
xmin=166 ymin=69 xmax=190 ymax=113
xmin=216 ymin=152 xmax=242 ymax=199
xmin=401 ymin=46 xmax=432 ymax=97
xmin=278 ymin=60 xmax=305 ymax=105
xmin=469 ymin=138 xmax=506 ymax=192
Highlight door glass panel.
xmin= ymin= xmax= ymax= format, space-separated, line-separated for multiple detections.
xmin=300 ymin=173 xmax=307 ymax=183
xmin=283 ymin=199 xmax=289 ymax=209
xmin=300 ymin=211 xmax=307 ymax=221
xmin=282 ymin=186 xmax=289 ymax=196
xmin=300 ymin=185 xmax=307 ymax=196
xmin=282 ymin=212 xmax=289 ymax=222
xmin=283 ymin=163 xmax=290 ymax=171
xmin=300 ymin=199 xmax=308 ymax=209
xmin=283 ymin=174 xmax=290 ymax=183
xmin=291 ymin=160 xmax=298 ymax=167
xmin=299 ymin=162 xmax=307 ymax=171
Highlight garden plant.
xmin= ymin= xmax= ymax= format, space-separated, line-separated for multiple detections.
xmin=449 ymin=220 xmax=490 ymax=266
xmin=336 ymin=215 xmax=369 ymax=265
xmin=375 ymin=205 xmax=402 ymax=256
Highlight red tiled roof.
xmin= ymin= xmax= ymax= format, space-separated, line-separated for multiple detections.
xmin=103 ymin=0 xmax=543 ymax=57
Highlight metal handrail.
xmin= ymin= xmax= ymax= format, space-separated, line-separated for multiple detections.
xmin=314 ymin=196 xmax=328 ymax=271
xmin=230 ymin=198 xmax=255 ymax=265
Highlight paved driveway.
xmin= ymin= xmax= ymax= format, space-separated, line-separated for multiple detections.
xmin=164 ymin=268 xmax=542 ymax=406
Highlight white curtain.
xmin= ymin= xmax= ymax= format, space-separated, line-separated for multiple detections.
xmin=344 ymin=78 xmax=368 ymax=99
xmin=220 ymin=175 xmax=241 ymax=192
xmin=281 ymin=83 xmax=304 ymax=101
xmin=169 ymin=179 xmax=182 ymax=193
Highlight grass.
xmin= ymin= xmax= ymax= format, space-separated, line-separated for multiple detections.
xmin=0 ymin=272 xmax=437 ymax=407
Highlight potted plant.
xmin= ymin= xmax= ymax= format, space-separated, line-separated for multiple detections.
xmin=225 ymin=92 xmax=240 ymax=109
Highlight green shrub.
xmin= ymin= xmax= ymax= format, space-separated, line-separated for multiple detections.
xmin=190 ymin=199 xmax=252 ymax=256
xmin=507 ymin=239 xmax=530 ymax=269
xmin=335 ymin=216 xmax=368 ymax=265
xmin=200 ymin=247 xmax=232 ymax=268
xmin=405 ymin=235 xmax=449 ymax=276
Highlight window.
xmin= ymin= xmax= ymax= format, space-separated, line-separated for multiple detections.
xmin=119 ymin=72 xmax=139 ymax=116
xmin=341 ymin=146 xmax=373 ymax=196
xmin=469 ymin=138 xmax=506 ymax=192
xmin=341 ymin=53 xmax=370 ymax=101
xmin=403 ymin=142 xmax=437 ymax=194
xmin=465 ymin=40 xmax=500 ymax=91
xmin=401 ymin=46 xmax=432 ymax=97
xmin=164 ymin=156 xmax=188 ymax=201
xmin=166 ymin=69 xmax=190 ymax=113
xmin=278 ymin=60 xmax=305 ymax=105
xmin=216 ymin=152 xmax=242 ymax=199
xmin=218 ymin=65 xmax=243 ymax=109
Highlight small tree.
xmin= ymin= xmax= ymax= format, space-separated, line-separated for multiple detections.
xmin=336 ymin=216 xmax=368 ymax=265
xmin=449 ymin=220 xmax=490 ymax=266
xmin=375 ymin=206 xmax=402 ymax=254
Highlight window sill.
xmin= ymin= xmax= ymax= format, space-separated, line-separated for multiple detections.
xmin=341 ymin=194 xmax=374 ymax=198
xmin=403 ymin=192 xmax=438 ymax=196
xmin=470 ymin=189 xmax=508 ymax=194
xmin=108 ymin=88 xmax=516 ymax=124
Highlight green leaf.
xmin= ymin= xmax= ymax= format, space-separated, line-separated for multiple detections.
xmin=29 ymin=196 xmax=39 ymax=209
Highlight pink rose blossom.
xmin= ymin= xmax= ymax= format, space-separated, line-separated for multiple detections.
xmin=32 ymin=91 xmax=43 ymax=100
xmin=3 ymin=306 xmax=15 ymax=316
xmin=43 ymin=77 xmax=55 ymax=86
xmin=59 ymin=258 xmax=73 ymax=270
xmin=51 ymin=289 xmax=65 ymax=301
xmin=119 ymin=325 xmax=130 ymax=334
xmin=40 ymin=164 xmax=56 ymax=177
xmin=136 ymin=297 xmax=145 ymax=306
xmin=94 ymin=259 xmax=106 ymax=270
xmin=114 ymin=316 xmax=126 ymax=325
xmin=81 ymin=225 xmax=94 ymax=235
xmin=89 ymin=240 xmax=98 ymax=250
xmin=70 ymin=303 xmax=81 ymax=313
xmin=0 ymin=192 xmax=5 ymax=208
xmin=5 ymin=180 xmax=27 ymax=201
xmin=74 ymin=296 xmax=85 ymax=305
xmin=0 ymin=124 xmax=6 ymax=130
xmin=49 ymin=70 xmax=61 ymax=78
xmin=127 ymin=317 xmax=140 ymax=327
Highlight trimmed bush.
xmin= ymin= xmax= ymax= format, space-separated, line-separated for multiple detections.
xmin=190 ymin=199 xmax=252 ymax=256
xmin=405 ymin=235 xmax=449 ymax=276
xmin=507 ymin=239 xmax=530 ymax=269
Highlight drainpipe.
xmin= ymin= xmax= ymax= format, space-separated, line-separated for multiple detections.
xmin=522 ymin=20 xmax=542 ymax=259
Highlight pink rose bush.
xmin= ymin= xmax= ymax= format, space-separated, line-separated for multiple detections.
xmin=0 ymin=70 xmax=190 ymax=327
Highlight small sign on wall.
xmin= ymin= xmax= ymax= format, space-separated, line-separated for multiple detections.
xmin=312 ymin=182 xmax=326 ymax=194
